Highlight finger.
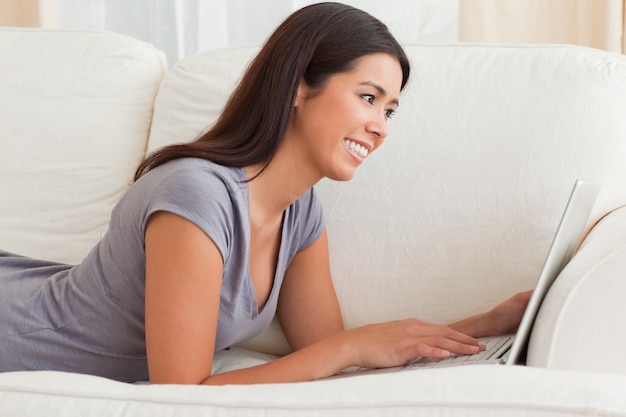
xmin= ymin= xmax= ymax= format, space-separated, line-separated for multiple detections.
xmin=404 ymin=336 xmax=485 ymax=358
xmin=445 ymin=338 xmax=483 ymax=355
xmin=416 ymin=325 xmax=485 ymax=353
xmin=412 ymin=344 xmax=451 ymax=359
xmin=442 ymin=330 xmax=483 ymax=347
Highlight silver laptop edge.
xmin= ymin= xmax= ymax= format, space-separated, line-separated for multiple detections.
xmin=504 ymin=178 xmax=601 ymax=365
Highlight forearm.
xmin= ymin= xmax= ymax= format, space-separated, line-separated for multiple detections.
xmin=450 ymin=290 xmax=533 ymax=338
xmin=201 ymin=332 xmax=352 ymax=385
xmin=448 ymin=312 xmax=492 ymax=338
xmin=200 ymin=318 xmax=487 ymax=385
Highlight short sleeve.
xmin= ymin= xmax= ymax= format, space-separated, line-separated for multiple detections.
xmin=140 ymin=165 xmax=242 ymax=262
xmin=293 ymin=187 xmax=326 ymax=251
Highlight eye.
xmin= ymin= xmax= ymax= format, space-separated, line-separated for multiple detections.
xmin=361 ymin=94 xmax=375 ymax=104
xmin=384 ymin=108 xmax=396 ymax=119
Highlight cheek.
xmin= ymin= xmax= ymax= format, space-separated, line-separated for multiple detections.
xmin=327 ymin=100 xmax=370 ymax=132
xmin=298 ymin=94 xmax=367 ymax=139
xmin=373 ymin=137 xmax=386 ymax=152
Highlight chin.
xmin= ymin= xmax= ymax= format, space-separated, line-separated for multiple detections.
xmin=322 ymin=155 xmax=361 ymax=182
xmin=327 ymin=168 xmax=357 ymax=182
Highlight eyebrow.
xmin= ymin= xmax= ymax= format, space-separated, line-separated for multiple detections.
xmin=360 ymin=81 xmax=400 ymax=106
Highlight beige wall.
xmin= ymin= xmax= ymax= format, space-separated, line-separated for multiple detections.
xmin=3 ymin=1 xmax=624 ymax=53
xmin=460 ymin=0 xmax=625 ymax=53
xmin=0 ymin=0 xmax=41 ymax=27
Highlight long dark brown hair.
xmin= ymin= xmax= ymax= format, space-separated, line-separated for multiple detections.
xmin=134 ymin=2 xmax=410 ymax=181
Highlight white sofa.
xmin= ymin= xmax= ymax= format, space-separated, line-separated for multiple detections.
xmin=2 ymin=27 xmax=626 ymax=416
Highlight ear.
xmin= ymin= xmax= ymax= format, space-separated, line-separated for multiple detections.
xmin=294 ymin=80 xmax=309 ymax=108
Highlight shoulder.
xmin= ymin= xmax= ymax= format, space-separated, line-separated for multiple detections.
xmin=134 ymin=158 xmax=247 ymax=215
xmin=132 ymin=158 xmax=247 ymax=255
xmin=142 ymin=158 xmax=245 ymax=195
xmin=292 ymin=187 xmax=322 ymax=217
xmin=286 ymin=187 xmax=325 ymax=251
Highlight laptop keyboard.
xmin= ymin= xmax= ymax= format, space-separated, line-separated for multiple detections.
xmin=406 ymin=336 xmax=512 ymax=369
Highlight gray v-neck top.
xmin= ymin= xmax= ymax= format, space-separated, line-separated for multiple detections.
xmin=0 ymin=157 xmax=325 ymax=382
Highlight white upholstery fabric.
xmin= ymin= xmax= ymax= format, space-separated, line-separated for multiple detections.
xmin=149 ymin=43 xmax=626 ymax=360
xmin=528 ymin=205 xmax=626 ymax=374
xmin=317 ymin=44 xmax=626 ymax=369
xmin=0 ymin=28 xmax=166 ymax=264
xmin=2 ymin=365 xmax=626 ymax=416
xmin=147 ymin=46 xmax=257 ymax=153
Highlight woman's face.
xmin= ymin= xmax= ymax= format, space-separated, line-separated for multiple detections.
xmin=288 ymin=52 xmax=403 ymax=182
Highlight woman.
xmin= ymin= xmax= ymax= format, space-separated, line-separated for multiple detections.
xmin=0 ymin=3 xmax=530 ymax=385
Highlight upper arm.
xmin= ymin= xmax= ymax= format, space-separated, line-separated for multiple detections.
xmin=144 ymin=211 xmax=224 ymax=384
xmin=277 ymin=229 xmax=343 ymax=351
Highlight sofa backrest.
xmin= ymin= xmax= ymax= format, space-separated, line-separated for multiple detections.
xmin=0 ymin=29 xmax=166 ymax=264
xmin=319 ymin=44 xmax=626 ymax=331
xmin=149 ymin=43 xmax=626 ymax=355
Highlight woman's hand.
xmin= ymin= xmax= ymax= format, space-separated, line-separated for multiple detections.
xmin=340 ymin=291 xmax=532 ymax=371
xmin=449 ymin=290 xmax=533 ymax=338
xmin=348 ymin=290 xmax=534 ymax=371
xmin=343 ymin=318 xmax=485 ymax=370
xmin=485 ymin=290 xmax=533 ymax=335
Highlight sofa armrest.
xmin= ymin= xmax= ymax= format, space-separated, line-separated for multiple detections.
xmin=527 ymin=206 xmax=626 ymax=374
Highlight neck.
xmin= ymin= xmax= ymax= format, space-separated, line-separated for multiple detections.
xmin=245 ymin=140 xmax=320 ymax=225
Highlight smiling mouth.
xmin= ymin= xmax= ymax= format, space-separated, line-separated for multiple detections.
xmin=343 ymin=139 xmax=369 ymax=158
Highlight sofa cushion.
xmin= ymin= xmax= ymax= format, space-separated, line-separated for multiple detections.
xmin=2 ymin=366 xmax=626 ymax=417
xmin=147 ymin=43 xmax=626 ymax=358
xmin=0 ymin=29 xmax=166 ymax=264
xmin=316 ymin=43 xmax=626 ymax=329
xmin=147 ymin=46 xmax=258 ymax=153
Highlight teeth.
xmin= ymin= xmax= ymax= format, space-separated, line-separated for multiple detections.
xmin=344 ymin=139 xmax=368 ymax=158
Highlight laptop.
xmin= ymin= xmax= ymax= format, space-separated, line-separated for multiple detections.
xmin=340 ymin=179 xmax=601 ymax=376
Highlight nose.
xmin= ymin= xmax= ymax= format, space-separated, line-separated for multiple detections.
xmin=365 ymin=111 xmax=389 ymax=141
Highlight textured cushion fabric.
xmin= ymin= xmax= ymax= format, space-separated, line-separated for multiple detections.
xmin=317 ymin=43 xmax=626 ymax=332
xmin=146 ymin=43 xmax=626 ymax=359
xmin=528 ymin=205 xmax=626 ymax=374
xmin=0 ymin=29 xmax=167 ymax=264
xmin=147 ymin=46 xmax=258 ymax=153
xmin=2 ymin=365 xmax=626 ymax=417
